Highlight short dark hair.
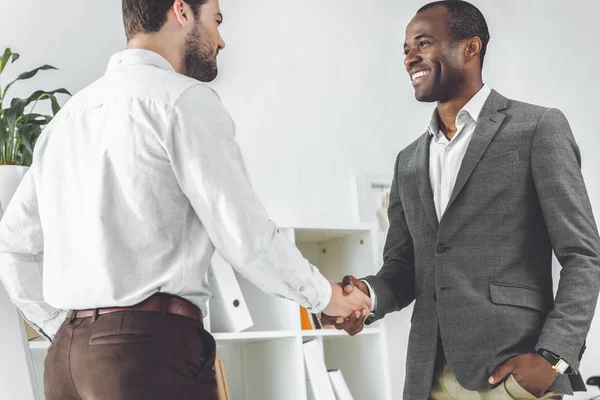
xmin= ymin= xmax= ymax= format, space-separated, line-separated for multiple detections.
xmin=418 ymin=0 xmax=490 ymax=69
xmin=122 ymin=0 xmax=209 ymax=41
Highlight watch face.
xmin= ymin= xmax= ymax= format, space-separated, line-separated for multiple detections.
xmin=554 ymin=359 xmax=569 ymax=375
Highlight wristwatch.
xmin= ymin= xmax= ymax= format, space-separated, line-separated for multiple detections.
xmin=535 ymin=348 xmax=571 ymax=375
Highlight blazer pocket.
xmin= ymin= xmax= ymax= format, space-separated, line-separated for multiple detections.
xmin=489 ymin=282 xmax=552 ymax=314
xmin=89 ymin=330 xmax=156 ymax=345
xmin=477 ymin=150 xmax=520 ymax=169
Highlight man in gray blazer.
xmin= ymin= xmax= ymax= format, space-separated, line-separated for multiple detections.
xmin=324 ymin=1 xmax=600 ymax=399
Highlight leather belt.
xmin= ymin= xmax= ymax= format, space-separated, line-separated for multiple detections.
xmin=67 ymin=293 xmax=203 ymax=323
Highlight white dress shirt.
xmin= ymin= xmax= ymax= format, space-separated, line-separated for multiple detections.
xmin=367 ymin=84 xmax=492 ymax=312
xmin=0 ymin=49 xmax=332 ymax=339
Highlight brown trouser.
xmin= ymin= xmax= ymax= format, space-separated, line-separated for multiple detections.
xmin=44 ymin=307 xmax=217 ymax=399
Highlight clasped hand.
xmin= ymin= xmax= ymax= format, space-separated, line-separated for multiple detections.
xmin=321 ymin=275 xmax=370 ymax=336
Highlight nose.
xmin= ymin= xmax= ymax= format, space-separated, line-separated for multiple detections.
xmin=218 ymin=36 xmax=226 ymax=51
xmin=404 ymin=47 xmax=421 ymax=71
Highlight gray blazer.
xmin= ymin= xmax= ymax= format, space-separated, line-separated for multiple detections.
xmin=364 ymin=90 xmax=600 ymax=399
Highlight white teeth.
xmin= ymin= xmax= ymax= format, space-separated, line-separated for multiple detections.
xmin=412 ymin=71 xmax=429 ymax=81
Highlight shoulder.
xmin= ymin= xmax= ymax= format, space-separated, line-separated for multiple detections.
xmin=173 ymin=82 xmax=226 ymax=112
xmin=172 ymin=82 xmax=235 ymax=133
xmin=502 ymin=95 xmax=567 ymax=127
xmin=395 ymin=133 xmax=427 ymax=166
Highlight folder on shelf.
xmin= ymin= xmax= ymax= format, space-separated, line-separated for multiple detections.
xmin=303 ymin=340 xmax=336 ymax=400
xmin=300 ymin=306 xmax=314 ymax=330
xmin=25 ymin=321 xmax=40 ymax=341
xmin=208 ymin=253 xmax=254 ymax=333
xmin=215 ymin=357 xmax=231 ymax=400
xmin=328 ymin=369 xmax=354 ymax=400
xmin=312 ymin=312 xmax=324 ymax=329
xmin=301 ymin=306 xmax=328 ymax=330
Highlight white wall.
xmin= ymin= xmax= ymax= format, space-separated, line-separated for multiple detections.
xmin=2 ymin=0 xmax=600 ymax=398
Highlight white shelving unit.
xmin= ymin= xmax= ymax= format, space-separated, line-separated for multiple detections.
xmin=27 ymin=224 xmax=392 ymax=400
xmin=208 ymin=224 xmax=392 ymax=400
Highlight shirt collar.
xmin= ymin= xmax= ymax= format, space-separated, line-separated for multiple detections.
xmin=427 ymin=84 xmax=492 ymax=136
xmin=106 ymin=49 xmax=176 ymax=74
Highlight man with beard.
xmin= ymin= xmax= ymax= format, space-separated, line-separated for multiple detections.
xmin=0 ymin=0 xmax=371 ymax=399
xmin=325 ymin=1 xmax=600 ymax=399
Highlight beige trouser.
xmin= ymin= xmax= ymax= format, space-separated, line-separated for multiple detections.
xmin=429 ymin=360 xmax=563 ymax=400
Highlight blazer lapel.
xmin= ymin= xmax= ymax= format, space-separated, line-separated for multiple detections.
xmin=444 ymin=90 xmax=508 ymax=214
xmin=415 ymin=131 xmax=438 ymax=232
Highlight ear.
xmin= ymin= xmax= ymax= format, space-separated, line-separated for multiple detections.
xmin=465 ymin=37 xmax=483 ymax=62
xmin=172 ymin=0 xmax=193 ymax=27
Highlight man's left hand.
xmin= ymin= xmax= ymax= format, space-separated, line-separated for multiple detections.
xmin=489 ymin=353 xmax=559 ymax=397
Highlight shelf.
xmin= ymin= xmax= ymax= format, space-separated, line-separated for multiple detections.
xmin=290 ymin=224 xmax=376 ymax=243
xmin=29 ymin=337 xmax=50 ymax=350
xmin=212 ymin=328 xmax=381 ymax=343
xmin=28 ymin=328 xmax=382 ymax=349
xmin=301 ymin=327 xmax=381 ymax=337
xmin=213 ymin=330 xmax=299 ymax=343
xmin=281 ymin=221 xmax=375 ymax=232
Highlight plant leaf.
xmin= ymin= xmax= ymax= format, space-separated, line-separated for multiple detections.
xmin=6 ymin=89 xmax=70 ymax=117
xmin=18 ymin=123 xmax=41 ymax=155
xmin=10 ymin=97 xmax=29 ymax=117
xmin=3 ymin=65 xmax=58 ymax=98
xmin=49 ymin=94 xmax=61 ymax=115
xmin=26 ymin=88 xmax=71 ymax=103
xmin=0 ymin=114 xmax=7 ymax=150
xmin=0 ymin=48 xmax=11 ymax=75
xmin=0 ymin=48 xmax=17 ymax=75
xmin=4 ymin=107 xmax=19 ymax=129
xmin=21 ymin=113 xmax=52 ymax=126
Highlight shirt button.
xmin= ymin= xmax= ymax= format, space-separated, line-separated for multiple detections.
xmin=443 ymin=182 xmax=448 ymax=188
xmin=446 ymin=146 xmax=451 ymax=151
xmin=299 ymin=286 xmax=305 ymax=292
xmin=436 ymin=244 xmax=447 ymax=254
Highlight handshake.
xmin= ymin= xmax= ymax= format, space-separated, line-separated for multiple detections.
xmin=320 ymin=276 xmax=371 ymax=336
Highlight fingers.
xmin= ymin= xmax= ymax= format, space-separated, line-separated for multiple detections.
xmin=489 ymin=359 xmax=515 ymax=384
xmin=341 ymin=275 xmax=356 ymax=294
xmin=321 ymin=313 xmax=344 ymax=325
xmin=334 ymin=309 xmax=367 ymax=336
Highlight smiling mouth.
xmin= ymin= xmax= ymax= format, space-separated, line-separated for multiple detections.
xmin=411 ymin=70 xmax=430 ymax=81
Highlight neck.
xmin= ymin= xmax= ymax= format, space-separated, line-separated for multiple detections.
xmin=127 ymin=34 xmax=185 ymax=73
xmin=436 ymin=76 xmax=484 ymax=139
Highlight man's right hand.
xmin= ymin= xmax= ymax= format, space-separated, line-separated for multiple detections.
xmin=321 ymin=280 xmax=371 ymax=322
xmin=321 ymin=275 xmax=371 ymax=336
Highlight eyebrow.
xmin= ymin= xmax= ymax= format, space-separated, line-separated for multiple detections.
xmin=404 ymin=34 xmax=434 ymax=48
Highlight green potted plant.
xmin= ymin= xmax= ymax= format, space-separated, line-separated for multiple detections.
xmin=0 ymin=47 xmax=70 ymax=216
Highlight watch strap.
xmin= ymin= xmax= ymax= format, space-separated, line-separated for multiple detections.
xmin=536 ymin=348 xmax=571 ymax=375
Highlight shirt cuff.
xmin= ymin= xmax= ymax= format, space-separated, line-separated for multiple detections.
xmin=361 ymin=279 xmax=377 ymax=312
xmin=308 ymin=275 xmax=332 ymax=314
xmin=38 ymin=310 xmax=68 ymax=341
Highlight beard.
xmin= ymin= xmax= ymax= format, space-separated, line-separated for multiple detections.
xmin=184 ymin=22 xmax=218 ymax=82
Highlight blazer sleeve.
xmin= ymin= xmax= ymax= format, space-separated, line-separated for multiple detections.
xmin=532 ymin=108 xmax=600 ymax=373
xmin=363 ymin=152 xmax=416 ymax=323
